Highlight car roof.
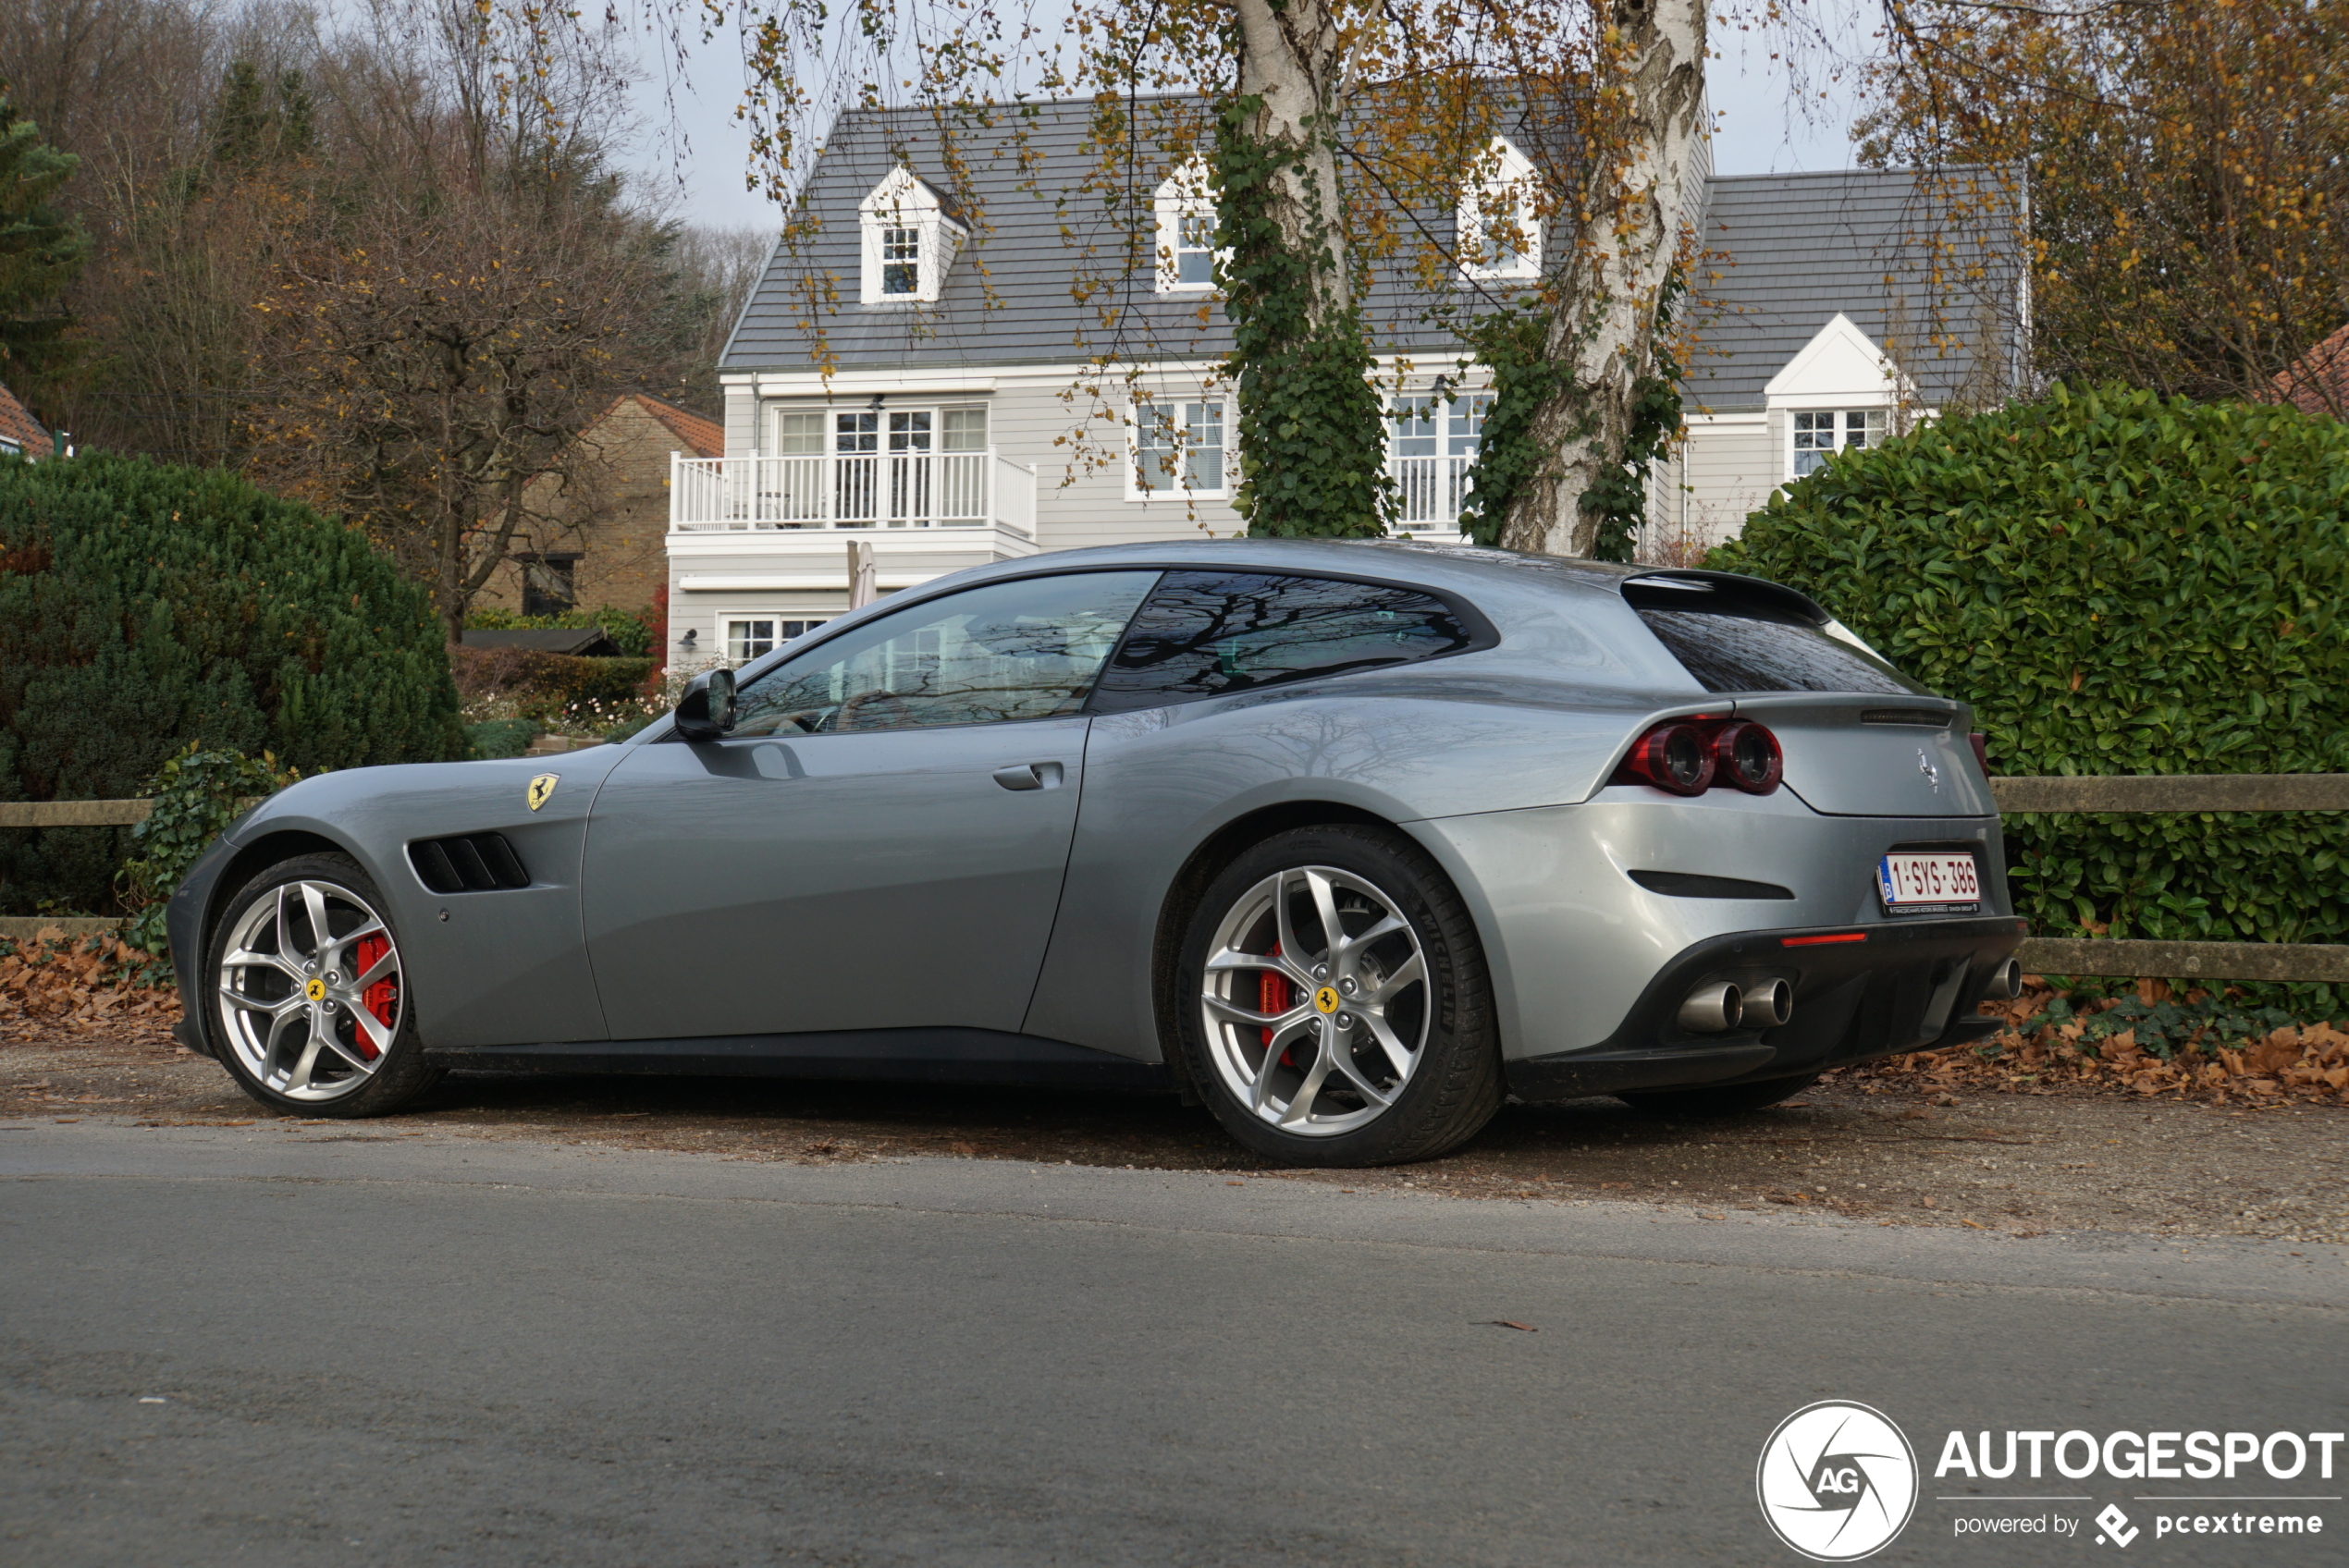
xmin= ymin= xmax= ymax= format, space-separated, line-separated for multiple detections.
xmin=938 ymin=537 xmax=1642 ymax=603
xmin=919 ymin=538 xmax=1829 ymax=626
xmin=704 ymin=538 xmax=1831 ymax=701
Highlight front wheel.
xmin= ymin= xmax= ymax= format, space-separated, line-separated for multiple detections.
xmin=1175 ymin=825 xmax=1501 ymax=1168
xmin=203 ymin=852 xmax=442 ymax=1117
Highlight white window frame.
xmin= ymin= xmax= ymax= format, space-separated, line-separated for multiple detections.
xmin=1153 ymin=157 xmax=1225 ymax=295
xmin=1385 ymin=386 xmax=1492 ymax=533
xmin=755 ymin=400 xmax=993 ymax=528
xmin=1457 ymin=139 xmax=1541 ymax=282
xmin=1787 ymin=406 xmax=1888 ymax=481
xmin=879 ymin=225 xmax=921 ymax=298
xmin=1126 ymin=394 xmax=1231 ymax=500
xmin=724 ymin=616 xmax=781 ymax=665
xmin=858 ymin=166 xmax=968 ymax=306
xmin=767 ymin=401 xmax=989 ymax=456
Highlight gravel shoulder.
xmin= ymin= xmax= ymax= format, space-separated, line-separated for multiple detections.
xmin=3 ymin=1024 xmax=2343 ymax=1248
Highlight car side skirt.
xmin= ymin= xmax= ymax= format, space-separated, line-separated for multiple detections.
xmin=1505 ymin=914 xmax=2024 ymax=1102
xmin=424 ymin=1027 xmax=1172 ymax=1093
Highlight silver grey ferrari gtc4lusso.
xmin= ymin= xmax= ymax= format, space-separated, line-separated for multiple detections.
xmin=167 ymin=540 xmax=2025 ymax=1167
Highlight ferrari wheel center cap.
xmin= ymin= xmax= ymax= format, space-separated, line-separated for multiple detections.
xmin=304 ymin=977 xmax=327 ymax=1002
xmin=1312 ymin=986 xmax=1341 ymax=1014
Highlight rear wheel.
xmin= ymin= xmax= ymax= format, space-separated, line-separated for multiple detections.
xmin=1618 ymin=1072 xmax=1819 ymax=1116
xmin=203 ymin=853 xmax=441 ymax=1117
xmin=1175 ymin=825 xmax=1501 ymax=1167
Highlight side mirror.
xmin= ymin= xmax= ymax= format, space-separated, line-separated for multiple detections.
xmin=674 ymin=668 xmax=737 ymax=741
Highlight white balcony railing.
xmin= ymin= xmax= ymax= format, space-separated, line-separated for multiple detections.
xmin=1392 ymin=454 xmax=1475 ymax=532
xmin=671 ymin=449 xmax=1037 ymax=535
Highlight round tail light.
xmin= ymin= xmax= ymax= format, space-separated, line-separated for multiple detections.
xmin=1714 ymin=721 xmax=1783 ymax=794
xmin=1630 ymin=722 xmax=1716 ymax=796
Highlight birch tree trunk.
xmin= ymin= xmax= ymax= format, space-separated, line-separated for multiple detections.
xmin=1215 ymin=0 xmax=1392 ymax=536
xmin=1496 ymin=0 xmax=1707 ymax=557
xmin=1227 ymin=0 xmax=1350 ymax=319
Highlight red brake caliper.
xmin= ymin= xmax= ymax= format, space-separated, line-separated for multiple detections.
xmin=1261 ymin=943 xmax=1292 ymax=1061
xmin=351 ymin=935 xmax=395 ymax=1060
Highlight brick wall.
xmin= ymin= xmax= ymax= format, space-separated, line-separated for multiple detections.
xmin=479 ymin=398 xmax=715 ymax=617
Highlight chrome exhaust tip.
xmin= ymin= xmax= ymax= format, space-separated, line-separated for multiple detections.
xmin=1745 ymin=977 xmax=1793 ymax=1029
xmin=1678 ymin=981 xmax=1743 ymax=1033
xmin=1988 ymin=957 xmax=2024 ymax=1000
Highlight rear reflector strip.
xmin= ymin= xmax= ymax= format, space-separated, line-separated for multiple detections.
xmin=1781 ymin=932 xmax=1869 ymax=948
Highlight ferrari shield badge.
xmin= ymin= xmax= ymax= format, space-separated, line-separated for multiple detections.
xmin=527 ymin=773 xmax=560 ymax=812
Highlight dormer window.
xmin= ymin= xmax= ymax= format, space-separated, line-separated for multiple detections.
xmin=880 ymin=226 xmax=921 ymax=296
xmin=1175 ymin=211 xmax=1215 ymax=287
xmin=1458 ymin=139 xmax=1541 ymax=282
xmin=1154 ymin=158 xmax=1224 ymax=294
xmin=859 ymin=165 xmax=966 ymax=305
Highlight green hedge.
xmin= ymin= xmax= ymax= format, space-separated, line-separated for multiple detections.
xmin=465 ymin=717 xmax=539 ymax=759
xmin=0 ymin=452 xmax=465 ymax=913
xmin=1709 ymin=384 xmax=2348 ymax=1004
xmin=463 ymin=603 xmax=657 ymax=657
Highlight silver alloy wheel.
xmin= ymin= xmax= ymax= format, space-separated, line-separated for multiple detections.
xmin=1198 ymin=864 xmax=1431 ymax=1137
xmin=215 ymin=879 xmax=403 ymax=1102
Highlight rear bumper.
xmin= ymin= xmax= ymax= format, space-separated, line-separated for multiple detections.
xmin=1505 ymin=914 xmax=2024 ymax=1102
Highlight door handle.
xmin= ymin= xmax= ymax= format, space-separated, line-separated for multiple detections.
xmin=991 ymin=762 xmax=1064 ymax=791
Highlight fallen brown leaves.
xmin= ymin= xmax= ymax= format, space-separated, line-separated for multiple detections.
xmin=1841 ymin=983 xmax=2349 ymax=1109
xmin=0 ymin=930 xmax=181 ymax=1046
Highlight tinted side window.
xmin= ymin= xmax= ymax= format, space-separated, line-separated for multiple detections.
xmin=728 ymin=570 xmax=1159 ymax=735
xmin=1089 ymin=571 xmax=1478 ymax=713
xmin=1636 ymin=608 xmax=1920 ymax=695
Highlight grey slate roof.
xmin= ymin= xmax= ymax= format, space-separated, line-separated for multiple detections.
xmin=725 ymin=100 xmax=2023 ymax=406
xmin=723 ymin=97 xmax=1473 ymax=374
xmin=1684 ymin=167 xmax=2025 ymax=411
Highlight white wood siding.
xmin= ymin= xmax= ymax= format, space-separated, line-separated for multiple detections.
xmin=1675 ymin=416 xmax=1778 ymax=551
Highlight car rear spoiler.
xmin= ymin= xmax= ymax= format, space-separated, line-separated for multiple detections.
xmin=1617 ymin=570 xmax=1834 ymax=627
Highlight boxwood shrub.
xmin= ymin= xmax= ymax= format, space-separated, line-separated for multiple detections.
xmin=1709 ymin=384 xmax=2347 ymax=1003
xmin=0 ymin=452 xmax=466 ymax=913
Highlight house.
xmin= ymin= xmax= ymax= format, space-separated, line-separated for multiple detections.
xmin=670 ymin=100 xmax=2023 ymax=668
xmin=2271 ymin=324 xmax=2349 ymax=419
xmin=0 ymin=380 xmax=55 ymax=460
xmin=1664 ymin=166 xmax=2029 ymax=554
xmin=481 ymin=392 xmax=723 ymax=619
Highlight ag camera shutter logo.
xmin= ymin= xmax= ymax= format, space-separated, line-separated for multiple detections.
xmin=1757 ymin=1402 xmax=1920 ymax=1561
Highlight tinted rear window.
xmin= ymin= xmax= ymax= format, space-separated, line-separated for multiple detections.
xmin=1636 ymin=608 xmax=1921 ymax=695
xmin=1089 ymin=570 xmax=1478 ymax=712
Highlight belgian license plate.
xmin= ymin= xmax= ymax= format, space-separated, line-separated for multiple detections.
xmin=1876 ymin=851 xmax=1981 ymax=914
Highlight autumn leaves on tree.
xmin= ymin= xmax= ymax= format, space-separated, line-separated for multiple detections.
xmin=3 ymin=0 xmax=761 ymax=630
xmin=1862 ymin=0 xmax=2349 ymax=415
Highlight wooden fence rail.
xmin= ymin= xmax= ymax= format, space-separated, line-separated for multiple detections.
xmin=0 ymin=799 xmax=154 ymax=828
xmin=5 ymin=778 xmax=2344 ymax=982
xmin=1988 ymin=775 xmax=2349 ymax=814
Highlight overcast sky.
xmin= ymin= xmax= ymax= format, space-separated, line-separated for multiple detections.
xmin=625 ymin=13 xmax=1874 ymax=235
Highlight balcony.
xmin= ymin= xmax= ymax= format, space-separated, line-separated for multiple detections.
xmin=670 ymin=449 xmax=1037 ymax=535
xmin=1391 ymin=453 xmax=1474 ymax=536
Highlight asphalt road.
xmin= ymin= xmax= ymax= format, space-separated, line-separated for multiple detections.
xmin=3 ymin=1125 xmax=2343 ymax=1567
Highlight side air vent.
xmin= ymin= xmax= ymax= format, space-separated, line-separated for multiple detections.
xmin=409 ymin=832 xmax=531 ymax=894
xmin=1629 ymin=870 xmax=1796 ymax=900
